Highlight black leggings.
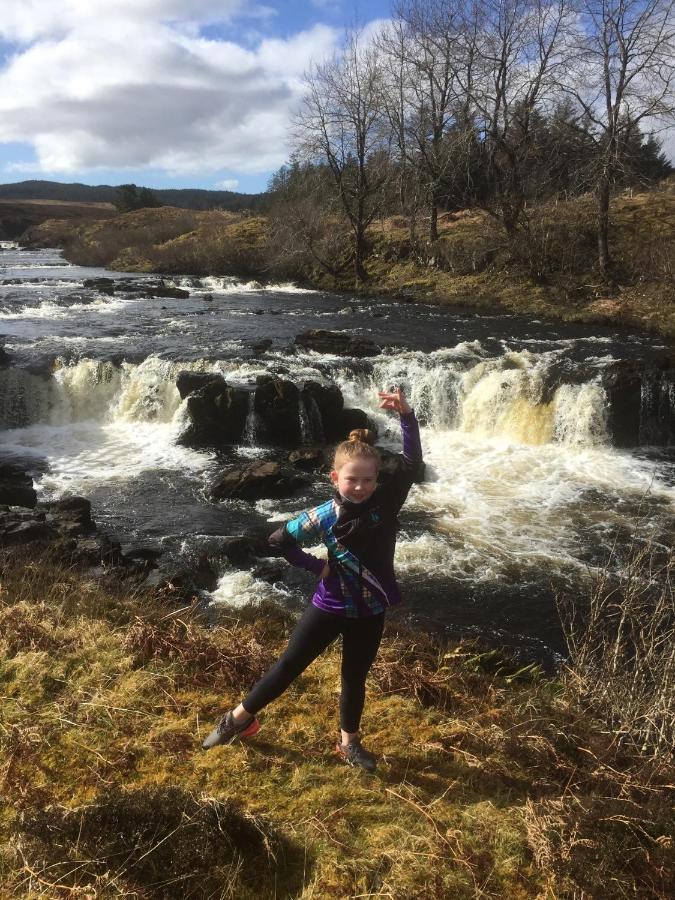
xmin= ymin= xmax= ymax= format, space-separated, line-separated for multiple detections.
xmin=242 ymin=604 xmax=385 ymax=733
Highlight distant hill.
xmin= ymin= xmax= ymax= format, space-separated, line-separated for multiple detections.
xmin=0 ymin=180 xmax=267 ymax=212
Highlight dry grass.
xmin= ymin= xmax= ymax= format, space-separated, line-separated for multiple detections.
xmin=559 ymin=542 xmax=675 ymax=757
xmin=0 ymin=545 xmax=673 ymax=898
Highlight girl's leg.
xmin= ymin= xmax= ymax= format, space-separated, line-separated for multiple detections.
xmin=339 ymin=613 xmax=385 ymax=739
xmin=241 ymin=604 xmax=342 ymax=716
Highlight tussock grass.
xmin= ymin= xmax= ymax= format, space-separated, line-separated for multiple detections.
xmin=1 ymin=546 xmax=673 ymax=897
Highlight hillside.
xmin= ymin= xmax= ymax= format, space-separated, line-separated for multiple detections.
xmin=0 ymin=199 xmax=117 ymax=240
xmin=19 ymin=182 xmax=675 ymax=340
xmin=0 ymin=179 xmax=266 ymax=212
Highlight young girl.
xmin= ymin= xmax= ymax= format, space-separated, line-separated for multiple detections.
xmin=202 ymin=388 xmax=423 ymax=771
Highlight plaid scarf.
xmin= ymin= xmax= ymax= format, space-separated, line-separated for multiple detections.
xmin=284 ymin=498 xmax=389 ymax=617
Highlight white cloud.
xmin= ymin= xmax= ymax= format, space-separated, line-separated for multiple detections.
xmin=0 ymin=4 xmax=340 ymax=176
xmin=215 ymin=178 xmax=240 ymax=190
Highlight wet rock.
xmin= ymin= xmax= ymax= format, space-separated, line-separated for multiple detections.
xmin=220 ymin=534 xmax=269 ymax=566
xmin=180 ymin=380 xmax=249 ymax=447
xmin=149 ymin=284 xmax=190 ymax=300
xmin=294 ymin=329 xmax=380 ymax=357
xmin=249 ymin=338 xmax=272 ymax=355
xmin=302 ymin=380 xmax=343 ymax=419
xmin=288 ymin=446 xmax=329 ymax=471
xmin=44 ymin=496 xmax=95 ymax=536
xmin=0 ymin=345 xmax=10 ymax=367
xmin=123 ymin=546 xmax=163 ymax=565
xmin=210 ymin=461 xmax=308 ymax=501
xmin=602 ymin=359 xmax=675 ymax=447
xmin=83 ymin=277 xmax=116 ymax=294
xmin=253 ymin=375 xmax=301 ymax=445
xmin=144 ymin=553 xmax=218 ymax=598
xmin=331 ymin=407 xmax=378 ymax=441
xmin=0 ymin=465 xmax=37 ymax=508
xmin=0 ymin=515 xmax=52 ymax=545
xmin=176 ymin=371 xmax=224 ymax=400
xmin=70 ymin=533 xmax=122 ymax=566
xmin=203 ymin=293 xmax=214 ymax=302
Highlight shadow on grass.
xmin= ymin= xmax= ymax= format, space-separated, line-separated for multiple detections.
xmin=12 ymin=784 xmax=309 ymax=899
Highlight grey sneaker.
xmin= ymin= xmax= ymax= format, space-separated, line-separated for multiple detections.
xmin=202 ymin=711 xmax=260 ymax=750
xmin=336 ymin=737 xmax=377 ymax=772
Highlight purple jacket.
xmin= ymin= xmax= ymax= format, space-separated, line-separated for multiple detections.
xmin=268 ymin=412 xmax=423 ymax=617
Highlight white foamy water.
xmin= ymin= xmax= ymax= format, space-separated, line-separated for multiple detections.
xmin=172 ymin=275 xmax=316 ymax=294
xmin=211 ymin=569 xmax=294 ymax=606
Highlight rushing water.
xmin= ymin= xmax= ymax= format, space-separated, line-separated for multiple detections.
xmin=2 ymin=245 xmax=674 ymax=661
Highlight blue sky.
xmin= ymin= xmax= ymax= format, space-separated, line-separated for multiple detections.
xmin=0 ymin=1 xmax=392 ymax=194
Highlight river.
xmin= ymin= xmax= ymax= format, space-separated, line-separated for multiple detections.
xmin=1 ymin=244 xmax=674 ymax=663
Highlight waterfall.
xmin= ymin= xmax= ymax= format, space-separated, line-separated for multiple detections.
xmin=242 ymin=392 xmax=264 ymax=445
xmin=0 ymin=357 xmax=182 ymax=429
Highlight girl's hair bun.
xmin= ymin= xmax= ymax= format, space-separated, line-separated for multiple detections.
xmin=348 ymin=428 xmax=376 ymax=445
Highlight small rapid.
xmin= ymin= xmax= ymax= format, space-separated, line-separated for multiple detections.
xmin=1 ymin=246 xmax=674 ymax=657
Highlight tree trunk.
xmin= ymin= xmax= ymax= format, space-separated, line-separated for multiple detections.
xmin=429 ymin=196 xmax=439 ymax=243
xmin=354 ymin=225 xmax=367 ymax=283
xmin=597 ymin=174 xmax=611 ymax=276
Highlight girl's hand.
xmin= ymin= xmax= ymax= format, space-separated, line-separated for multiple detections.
xmin=378 ymin=387 xmax=412 ymax=416
xmin=319 ymin=562 xmax=330 ymax=580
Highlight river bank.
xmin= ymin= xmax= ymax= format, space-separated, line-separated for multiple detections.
xmin=19 ymin=181 xmax=675 ymax=341
xmin=0 ymin=542 xmax=673 ymax=898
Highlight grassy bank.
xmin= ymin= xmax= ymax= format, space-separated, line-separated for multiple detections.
xmin=1 ymin=545 xmax=673 ymax=898
xmin=21 ymin=182 xmax=675 ymax=340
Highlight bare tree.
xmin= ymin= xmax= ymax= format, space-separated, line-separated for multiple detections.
xmin=470 ymin=0 xmax=572 ymax=236
xmin=564 ymin=0 xmax=675 ymax=274
xmin=379 ymin=0 xmax=478 ymax=242
xmin=294 ymin=31 xmax=391 ymax=283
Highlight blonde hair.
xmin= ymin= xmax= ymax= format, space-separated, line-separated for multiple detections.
xmin=333 ymin=429 xmax=380 ymax=471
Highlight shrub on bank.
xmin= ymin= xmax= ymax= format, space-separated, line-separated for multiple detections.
xmin=0 ymin=545 xmax=673 ymax=897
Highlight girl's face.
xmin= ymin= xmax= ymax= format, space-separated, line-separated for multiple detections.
xmin=331 ymin=458 xmax=378 ymax=503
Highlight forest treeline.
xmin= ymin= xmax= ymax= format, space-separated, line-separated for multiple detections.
xmin=266 ymin=0 xmax=674 ymax=283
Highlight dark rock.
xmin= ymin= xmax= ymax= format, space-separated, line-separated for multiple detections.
xmin=144 ymin=553 xmax=218 ymax=598
xmin=203 ymin=293 xmax=214 ymax=302
xmin=0 ymin=345 xmax=10 ymax=367
xmin=44 ymin=496 xmax=94 ymax=535
xmin=288 ymin=446 xmax=329 ymax=471
xmin=70 ymin=534 xmax=123 ymax=566
xmin=331 ymin=407 xmax=378 ymax=442
xmin=301 ymin=381 xmax=344 ymax=442
xmin=211 ymin=460 xmax=308 ymax=501
xmin=253 ymin=376 xmax=301 ymax=445
xmin=83 ymin=277 xmax=116 ymax=294
xmin=123 ymin=546 xmax=163 ymax=564
xmin=180 ymin=380 xmax=249 ymax=447
xmin=602 ymin=359 xmax=675 ymax=447
xmin=0 ymin=465 xmax=37 ymax=508
xmin=147 ymin=284 xmax=190 ymax=299
xmin=176 ymin=371 xmax=225 ymax=400
xmin=249 ymin=338 xmax=272 ymax=355
xmin=251 ymin=558 xmax=288 ymax=583
xmin=2 ymin=519 xmax=52 ymax=544
xmin=220 ymin=534 xmax=269 ymax=566
xmin=294 ymin=329 xmax=380 ymax=358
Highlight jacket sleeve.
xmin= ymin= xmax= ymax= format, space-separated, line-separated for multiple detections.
xmin=387 ymin=411 xmax=424 ymax=513
xmin=268 ymin=508 xmax=327 ymax=576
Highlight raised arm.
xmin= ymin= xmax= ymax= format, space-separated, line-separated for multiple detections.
xmin=378 ymin=388 xmax=424 ymax=511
